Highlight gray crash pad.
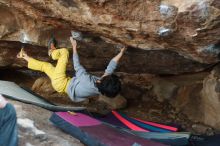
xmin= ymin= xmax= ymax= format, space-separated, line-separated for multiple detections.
xmin=0 ymin=80 xmax=85 ymax=111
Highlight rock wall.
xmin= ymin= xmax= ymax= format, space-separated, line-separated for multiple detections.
xmin=201 ymin=65 xmax=220 ymax=128
xmin=0 ymin=40 xmax=212 ymax=74
xmin=0 ymin=0 xmax=219 ymax=64
xmin=150 ymin=68 xmax=220 ymax=130
xmin=0 ymin=0 xmax=220 ymax=132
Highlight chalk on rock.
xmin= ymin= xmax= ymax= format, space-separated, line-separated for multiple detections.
xmin=196 ymin=1 xmax=210 ymax=20
xmin=159 ymin=4 xmax=177 ymax=18
xmin=198 ymin=43 xmax=220 ymax=57
xmin=71 ymin=31 xmax=83 ymax=41
xmin=158 ymin=27 xmax=172 ymax=37
xmin=115 ymin=44 xmax=126 ymax=49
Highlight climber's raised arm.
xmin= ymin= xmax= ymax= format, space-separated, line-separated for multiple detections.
xmin=102 ymin=46 xmax=127 ymax=77
xmin=70 ymin=37 xmax=87 ymax=77
xmin=112 ymin=46 xmax=127 ymax=63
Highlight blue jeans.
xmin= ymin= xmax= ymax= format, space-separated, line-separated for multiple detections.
xmin=0 ymin=103 xmax=18 ymax=146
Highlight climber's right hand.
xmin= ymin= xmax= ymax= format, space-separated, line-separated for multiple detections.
xmin=70 ymin=37 xmax=77 ymax=47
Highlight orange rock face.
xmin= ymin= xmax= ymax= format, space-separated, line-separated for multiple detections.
xmin=2 ymin=0 xmax=220 ymax=136
xmin=0 ymin=0 xmax=219 ymax=74
xmin=0 ymin=0 xmax=219 ymax=63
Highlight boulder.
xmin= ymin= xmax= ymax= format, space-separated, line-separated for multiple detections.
xmin=0 ymin=0 xmax=219 ymax=74
xmin=200 ymin=65 xmax=220 ymax=129
xmin=0 ymin=0 xmax=220 ymax=133
xmin=0 ymin=40 xmax=212 ymax=75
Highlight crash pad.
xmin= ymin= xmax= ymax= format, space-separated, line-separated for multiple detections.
xmin=0 ymin=80 xmax=85 ymax=111
xmin=50 ymin=112 xmax=167 ymax=146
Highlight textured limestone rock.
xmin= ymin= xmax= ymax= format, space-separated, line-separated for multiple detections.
xmin=200 ymin=65 xmax=220 ymax=129
xmin=192 ymin=123 xmax=214 ymax=135
xmin=152 ymin=78 xmax=178 ymax=102
xmin=0 ymin=40 xmax=212 ymax=74
xmin=98 ymin=94 xmax=127 ymax=110
xmin=151 ymin=73 xmax=207 ymax=123
xmin=0 ymin=0 xmax=219 ymax=64
xmin=1 ymin=0 xmax=220 ymax=132
xmin=151 ymin=70 xmax=220 ymax=130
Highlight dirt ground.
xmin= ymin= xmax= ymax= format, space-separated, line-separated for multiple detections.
xmin=10 ymin=99 xmax=84 ymax=146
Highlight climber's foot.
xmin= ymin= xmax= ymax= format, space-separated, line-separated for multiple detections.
xmin=48 ymin=37 xmax=57 ymax=56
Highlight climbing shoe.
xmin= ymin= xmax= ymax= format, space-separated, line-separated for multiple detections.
xmin=48 ymin=36 xmax=57 ymax=56
xmin=16 ymin=48 xmax=26 ymax=59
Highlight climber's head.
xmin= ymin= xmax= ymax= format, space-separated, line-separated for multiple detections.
xmin=96 ymin=74 xmax=121 ymax=98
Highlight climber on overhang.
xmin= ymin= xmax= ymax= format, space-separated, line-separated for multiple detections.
xmin=16 ymin=37 xmax=126 ymax=102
